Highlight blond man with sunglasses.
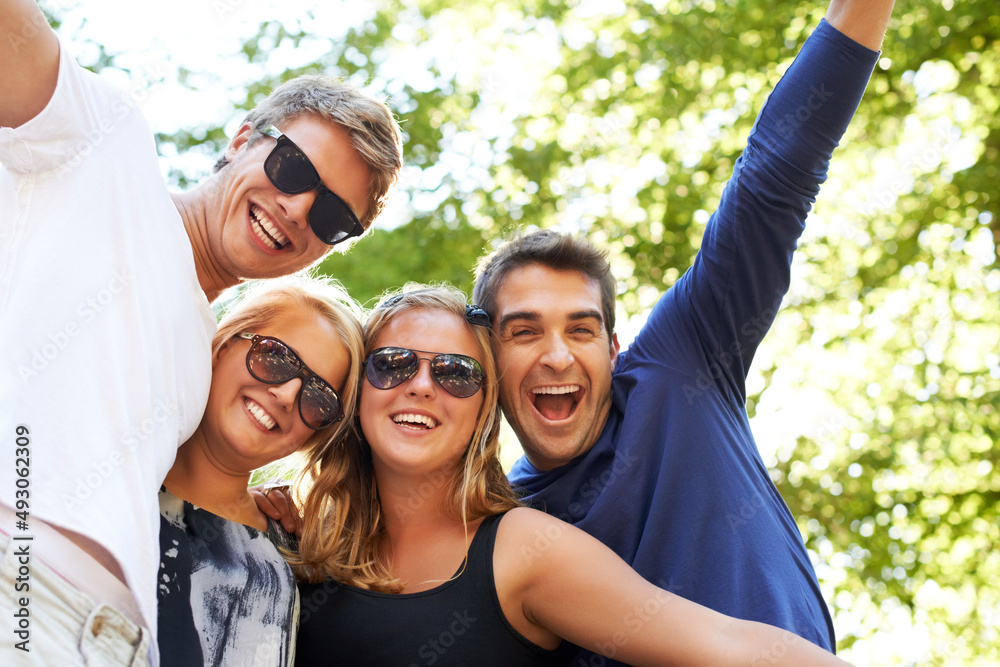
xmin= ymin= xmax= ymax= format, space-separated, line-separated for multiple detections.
xmin=0 ymin=1 xmax=401 ymax=664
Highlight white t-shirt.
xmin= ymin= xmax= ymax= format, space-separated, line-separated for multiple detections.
xmin=0 ymin=38 xmax=215 ymax=661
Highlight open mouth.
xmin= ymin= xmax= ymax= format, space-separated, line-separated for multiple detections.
xmin=531 ymin=385 xmax=581 ymax=421
xmin=250 ymin=204 xmax=289 ymax=249
xmin=392 ymin=413 xmax=439 ymax=430
xmin=245 ymin=397 xmax=277 ymax=431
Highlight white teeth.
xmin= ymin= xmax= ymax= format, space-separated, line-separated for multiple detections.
xmin=532 ymin=385 xmax=581 ymax=395
xmin=392 ymin=413 xmax=438 ymax=429
xmin=250 ymin=205 xmax=288 ymax=249
xmin=245 ymin=398 xmax=276 ymax=430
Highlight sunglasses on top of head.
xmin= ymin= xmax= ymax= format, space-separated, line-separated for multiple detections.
xmin=364 ymin=347 xmax=485 ymax=399
xmin=259 ymin=126 xmax=365 ymax=246
xmin=236 ymin=332 xmax=344 ymax=430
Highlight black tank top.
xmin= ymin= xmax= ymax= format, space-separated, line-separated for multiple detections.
xmin=296 ymin=513 xmax=561 ymax=666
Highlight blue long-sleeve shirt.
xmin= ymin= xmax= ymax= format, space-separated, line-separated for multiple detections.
xmin=509 ymin=20 xmax=879 ymax=663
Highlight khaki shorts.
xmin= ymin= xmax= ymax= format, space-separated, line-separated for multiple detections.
xmin=0 ymin=531 xmax=151 ymax=666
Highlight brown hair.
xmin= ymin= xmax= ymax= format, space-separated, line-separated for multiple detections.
xmin=473 ymin=229 xmax=618 ymax=347
xmin=290 ymin=284 xmax=521 ymax=592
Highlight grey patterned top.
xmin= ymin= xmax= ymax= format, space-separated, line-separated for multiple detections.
xmin=157 ymin=487 xmax=298 ymax=666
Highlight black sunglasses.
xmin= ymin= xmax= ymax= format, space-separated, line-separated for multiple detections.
xmin=260 ymin=127 xmax=365 ymax=246
xmin=237 ymin=332 xmax=344 ymax=430
xmin=364 ymin=347 xmax=485 ymax=399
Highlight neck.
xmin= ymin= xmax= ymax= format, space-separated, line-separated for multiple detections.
xmin=373 ymin=465 xmax=480 ymax=593
xmin=172 ymin=188 xmax=237 ymax=304
xmin=164 ymin=433 xmax=264 ymax=530
xmin=375 ymin=464 xmax=460 ymax=537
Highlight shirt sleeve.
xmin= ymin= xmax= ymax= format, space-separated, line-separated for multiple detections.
xmin=0 ymin=33 xmax=137 ymax=175
xmin=624 ymin=19 xmax=879 ymax=403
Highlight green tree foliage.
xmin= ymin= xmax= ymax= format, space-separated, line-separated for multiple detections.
xmin=54 ymin=0 xmax=998 ymax=663
xmin=338 ymin=4 xmax=996 ymax=663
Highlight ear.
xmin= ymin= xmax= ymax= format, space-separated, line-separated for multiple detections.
xmin=212 ymin=338 xmax=234 ymax=369
xmin=223 ymin=122 xmax=256 ymax=163
xmin=609 ymin=332 xmax=620 ymax=365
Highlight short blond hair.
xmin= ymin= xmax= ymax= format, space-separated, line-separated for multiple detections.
xmin=215 ymin=75 xmax=403 ymax=231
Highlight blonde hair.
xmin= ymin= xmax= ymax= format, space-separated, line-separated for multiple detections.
xmin=213 ymin=275 xmax=364 ymax=463
xmin=214 ymin=75 xmax=404 ymax=231
xmin=291 ymin=284 xmax=521 ymax=591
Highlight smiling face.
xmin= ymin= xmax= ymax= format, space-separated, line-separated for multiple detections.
xmin=210 ymin=114 xmax=373 ymax=282
xmin=199 ymin=305 xmax=351 ymax=473
xmin=360 ymin=309 xmax=485 ymax=482
xmin=493 ymin=264 xmax=619 ymax=471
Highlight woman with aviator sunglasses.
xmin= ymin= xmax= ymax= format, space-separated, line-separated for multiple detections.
xmin=156 ymin=276 xmax=363 ymax=667
xmin=291 ymin=284 xmax=851 ymax=666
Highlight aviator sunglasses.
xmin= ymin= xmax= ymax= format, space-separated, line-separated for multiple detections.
xmin=364 ymin=347 xmax=485 ymax=399
xmin=237 ymin=332 xmax=345 ymax=430
xmin=260 ymin=127 xmax=365 ymax=246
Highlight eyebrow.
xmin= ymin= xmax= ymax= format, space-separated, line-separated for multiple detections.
xmin=498 ymin=309 xmax=604 ymax=330
xmin=271 ymin=128 xmax=363 ymax=216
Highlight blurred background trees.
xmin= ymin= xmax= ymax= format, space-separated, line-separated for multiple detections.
xmin=48 ymin=0 xmax=998 ymax=663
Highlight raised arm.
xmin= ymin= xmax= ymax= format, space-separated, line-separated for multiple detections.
xmin=645 ymin=2 xmax=890 ymax=395
xmin=496 ymin=509 xmax=851 ymax=667
xmin=0 ymin=0 xmax=60 ymax=127
xmin=825 ymin=0 xmax=895 ymax=51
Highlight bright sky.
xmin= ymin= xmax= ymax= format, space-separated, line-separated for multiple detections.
xmin=49 ymin=1 xmax=380 ymax=170
xmin=47 ymin=0 xmax=561 ymax=235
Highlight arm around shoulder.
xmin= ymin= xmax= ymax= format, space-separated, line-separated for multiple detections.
xmin=494 ymin=508 xmax=852 ymax=667
xmin=0 ymin=0 xmax=60 ymax=128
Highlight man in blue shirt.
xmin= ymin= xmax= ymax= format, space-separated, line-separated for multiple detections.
xmin=472 ymin=1 xmax=896 ymax=663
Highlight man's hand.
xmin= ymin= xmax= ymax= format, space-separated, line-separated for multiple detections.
xmin=250 ymin=484 xmax=302 ymax=537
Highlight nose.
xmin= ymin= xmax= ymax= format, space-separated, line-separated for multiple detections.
xmin=405 ymin=359 xmax=437 ymax=398
xmin=539 ymin=333 xmax=574 ymax=374
xmin=275 ymin=189 xmax=314 ymax=233
xmin=269 ymin=378 xmax=303 ymax=412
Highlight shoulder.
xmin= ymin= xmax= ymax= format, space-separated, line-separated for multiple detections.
xmin=4 ymin=38 xmax=152 ymax=174
xmin=497 ymin=506 xmax=565 ymax=534
xmin=158 ymin=487 xmax=188 ymax=528
xmin=494 ymin=507 xmax=588 ymax=566
xmin=14 ymin=35 xmax=136 ymax=135
xmin=266 ymin=517 xmax=297 ymax=552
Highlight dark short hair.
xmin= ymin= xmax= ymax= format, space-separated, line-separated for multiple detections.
xmin=472 ymin=229 xmax=617 ymax=342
